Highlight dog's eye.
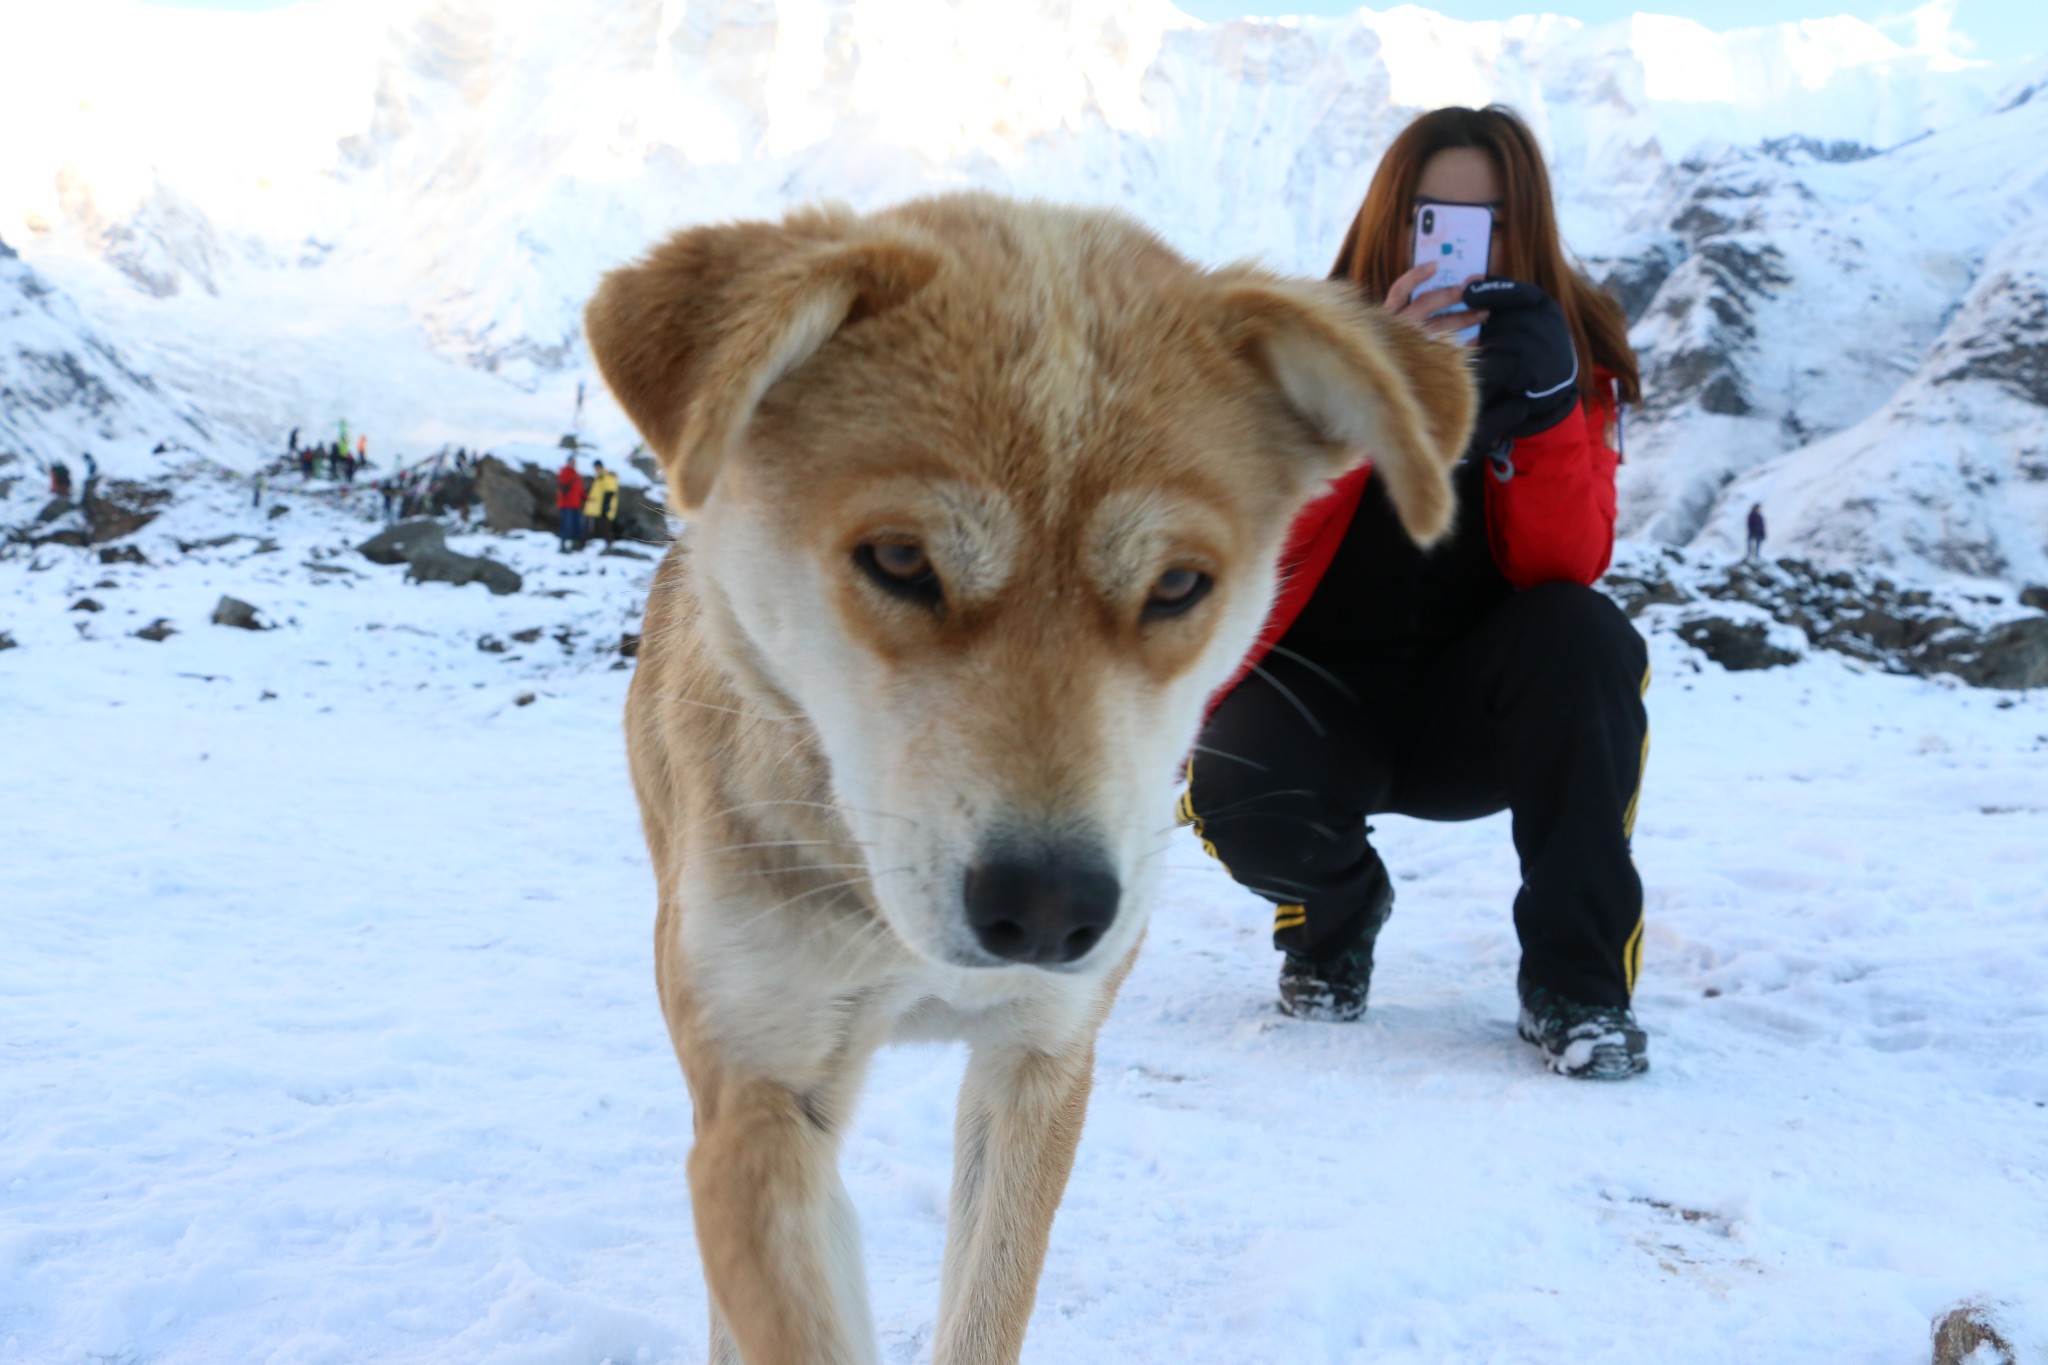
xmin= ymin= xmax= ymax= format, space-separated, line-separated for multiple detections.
xmin=1143 ymin=567 xmax=1212 ymax=621
xmin=854 ymin=541 xmax=944 ymax=609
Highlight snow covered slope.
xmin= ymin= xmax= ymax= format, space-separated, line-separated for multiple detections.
xmin=0 ymin=0 xmax=2042 ymax=581
xmin=0 ymin=234 xmax=213 ymax=466
xmin=3 ymin=469 xmax=2046 ymax=1364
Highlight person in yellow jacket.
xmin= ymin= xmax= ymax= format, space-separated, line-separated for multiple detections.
xmin=583 ymin=460 xmax=621 ymax=548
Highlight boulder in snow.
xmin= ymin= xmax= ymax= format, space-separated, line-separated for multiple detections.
xmin=210 ymin=595 xmax=265 ymax=630
xmin=357 ymin=518 xmax=446 ymax=565
xmin=403 ymin=542 xmax=522 ymax=596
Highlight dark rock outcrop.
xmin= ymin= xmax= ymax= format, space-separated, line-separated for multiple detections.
xmin=358 ymin=519 xmax=448 ymax=565
xmin=1605 ymin=555 xmax=2048 ymax=689
xmin=132 ymin=618 xmax=176 ymax=642
xmin=404 ymin=541 xmax=522 ymax=596
xmin=357 ymin=518 xmax=522 ymax=595
xmin=1675 ymin=616 xmax=1800 ymax=670
xmin=210 ymin=595 xmax=265 ymax=630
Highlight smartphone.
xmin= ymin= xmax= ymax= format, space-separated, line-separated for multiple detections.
xmin=1412 ymin=202 xmax=1493 ymax=346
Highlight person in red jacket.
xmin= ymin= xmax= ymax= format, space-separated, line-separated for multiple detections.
xmin=556 ymin=454 xmax=587 ymax=552
xmin=1184 ymin=105 xmax=1652 ymax=1078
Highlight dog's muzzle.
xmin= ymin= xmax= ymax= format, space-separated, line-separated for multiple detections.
xmin=962 ymin=847 xmax=1120 ymax=966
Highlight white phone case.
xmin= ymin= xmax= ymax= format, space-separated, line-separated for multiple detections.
xmin=1412 ymin=203 xmax=1493 ymax=345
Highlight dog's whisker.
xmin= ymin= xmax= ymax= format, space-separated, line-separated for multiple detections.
xmin=728 ymin=862 xmax=874 ymax=877
xmin=1248 ymin=663 xmax=1328 ymax=739
xmin=1261 ymin=643 xmax=1362 ymax=706
xmin=697 ymin=798 xmax=923 ymax=829
xmin=703 ymin=838 xmax=878 ymax=856
xmin=647 ymin=693 xmax=804 ymax=725
xmin=1189 ymin=742 xmax=1274 ymax=773
xmin=1175 ymin=788 xmax=1321 ymax=821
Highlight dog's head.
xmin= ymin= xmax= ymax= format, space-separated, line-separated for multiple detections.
xmin=588 ymin=194 xmax=1472 ymax=975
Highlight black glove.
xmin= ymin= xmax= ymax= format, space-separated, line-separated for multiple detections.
xmin=1462 ymin=278 xmax=1579 ymax=448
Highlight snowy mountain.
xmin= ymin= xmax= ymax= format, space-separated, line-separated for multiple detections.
xmin=1 ymin=0 xmax=2043 ymax=583
xmin=0 ymin=233 xmax=213 ymax=463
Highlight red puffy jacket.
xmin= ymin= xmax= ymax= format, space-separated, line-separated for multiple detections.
xmin=556 ymin=464 xmax=586 ymax=511
xmin=1220 ymin=377 xmax=1621 ymax=698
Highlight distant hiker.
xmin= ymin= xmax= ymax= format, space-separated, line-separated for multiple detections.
xmin=380 ymin=479 xmax=398 ymax=523
xmin=556 ymin=455 xmax=587 ymax=552
xmin=252 ymin=472 xmax=265 ymax=510
xmin=49 ymin=460 xmax=72 ymax=501
xmin=81 ymin=453 xmax=100 ymax=504
xmin=354 ymin=433 xmax=368 ymax=478
xmin=1746 ymin=503 xmax=1766 ymax=561
xmin=584 ymin=459 xmax=620 ymax=548
xmin=299 ymin=445 xmax=315 ymax=480
xmin=288 ymin=427 xmax=300 ymax=455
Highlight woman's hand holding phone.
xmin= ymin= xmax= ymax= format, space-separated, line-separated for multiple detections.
xmin=1385 ymin=261 xmax=1487 ymax=337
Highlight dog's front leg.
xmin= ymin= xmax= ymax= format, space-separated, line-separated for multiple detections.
xmin=931 ymin=1025 xmax=1104 ymax=1365
xmin=686 ymin=1058 xmax=879 ymax=1365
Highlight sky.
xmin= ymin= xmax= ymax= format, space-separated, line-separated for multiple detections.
xmin=137 ymin=0 xmax=2046 ymax=65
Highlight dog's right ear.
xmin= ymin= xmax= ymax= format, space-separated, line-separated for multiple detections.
xmin=1215 ymin=273 xmax=1475 ymax=546
xmin=584 ymin=210 xmax=942 ymax=512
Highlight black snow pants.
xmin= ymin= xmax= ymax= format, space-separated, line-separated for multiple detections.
xmin=1186 ymin=580 xmax=1650 ymax=1008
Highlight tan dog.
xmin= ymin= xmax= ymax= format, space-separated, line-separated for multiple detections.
xmin=584 ymin=192 xmax=1473 ymax=1365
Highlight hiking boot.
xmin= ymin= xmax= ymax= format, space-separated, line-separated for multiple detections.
xmin=1277 ymin=938 xmax=1377 ymax=1021
xmin=1516 ymin=981 xmax=1649 ymax=1079
xmin=1275 ymin=871 xmax=1393 ymax=1022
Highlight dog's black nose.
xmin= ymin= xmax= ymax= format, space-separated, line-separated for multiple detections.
xmin=963 ymin=852 xmax=1120 ymax=965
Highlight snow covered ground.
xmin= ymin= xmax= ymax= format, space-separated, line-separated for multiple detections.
xmin=4 ymin=477 xmax=2047 ymax=1363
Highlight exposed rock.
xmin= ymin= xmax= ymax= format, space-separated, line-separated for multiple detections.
xmin=510 ymin=627 xmax=542 ymax=643
xmin=210 ymin=595 xmax=265 ymax=630
xmin=82 ymin=480 xmax=171 ymax=543
xmin=616 ymin=485 xmax=670 ymax=544
xmin=477 ymin=634 xmax=506 ymax=653
xmin=0 ymin=630 xmax=16 ymax=650
xmin=514 ymin=692 xmax=536 ymax=706
xmin=600 ymin=544 xmax=653 ymax=560
xmin=619 ymin=631 xmax=640 ymax=658
xmin=1603 ymin=554 xmax=2048 ymax=690
xmin=176 ymin=533 xmax=248 ymax=553
xmin=629 ymin=449 xmax=661 ymax=483
xmin=357 ymin=519 xmax=447 ymax=565
xmin=266 ymin=503 xmax=290 ymax=519
xmin=1919 ymin=616 xmax=2048 ymax=691
xmin=98 ymin=544 xmax=147 ymax=564
xmin=1931 ymin=1301 xmax=2016 ymax=1365
xmin=358 ymin=517 xmax=520 ymax=594
xmin=34 ymin=497 xmax=73 ymax=524
xmin=1676 ymin=616 xmax=1800 ymax=670
xmin=412 ymin=470 xmax=472 ymax=520
xmin=472 ymin=455 xmax=556 ymax=533
xmin=2022 ymin=586 xmax=2048 ymax=612
xmin=132 ymin=618 xmax=176 ymax=642
xmin=69 ymin=597 xmax=102 ymax=612
xmin=404 ymin=542 xmax=521 ymax=595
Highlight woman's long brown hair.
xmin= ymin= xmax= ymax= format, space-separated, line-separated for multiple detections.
xmin=1330 ymin=105 xmax=1640 ymax=407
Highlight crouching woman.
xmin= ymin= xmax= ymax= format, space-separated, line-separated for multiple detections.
xmin=1187 ymin=105 xmax=1652 ymax=1078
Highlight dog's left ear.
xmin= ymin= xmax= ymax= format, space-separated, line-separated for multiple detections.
xmin=585 ymin=208 xmax=942 ymax=512
xmin=1217 ymin=274 xmax=1475 ymax=546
